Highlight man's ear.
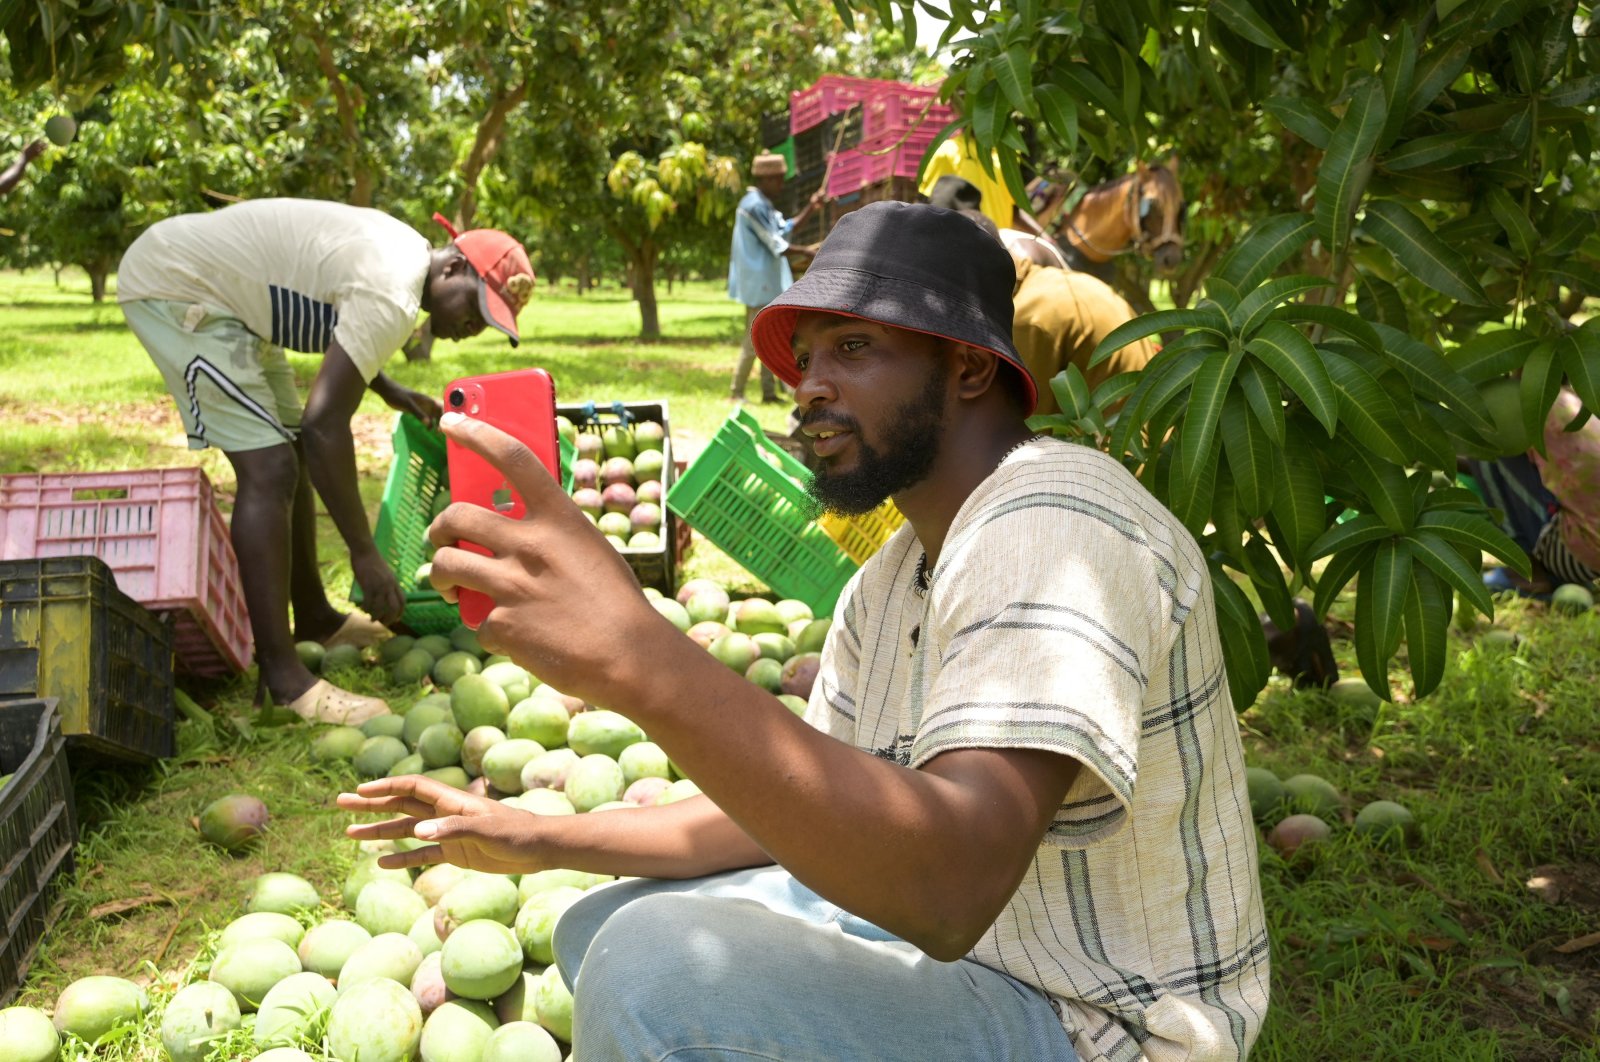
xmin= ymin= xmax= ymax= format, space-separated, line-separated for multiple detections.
xmin=951 ymin=343 xmax=1002 ymax=401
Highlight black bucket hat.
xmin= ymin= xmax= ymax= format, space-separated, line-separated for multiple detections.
xmin=751 ymin=201 xmax=1035 ymax=413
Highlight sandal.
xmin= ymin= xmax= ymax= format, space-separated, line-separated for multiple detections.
xmin=321 ymin=612 xmax=392 ymax=650
xmin=287 ymin=679 xmax=391 ymax=725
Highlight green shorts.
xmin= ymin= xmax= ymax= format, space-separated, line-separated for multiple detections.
xmin=122 ymin=298 xmax=302 ymax=453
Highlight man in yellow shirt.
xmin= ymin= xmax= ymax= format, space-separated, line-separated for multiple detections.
xmin=957 ymin=210 xmax=1154 ymax=415
xmin=919 ymin=135 xmax=1046 ymax=236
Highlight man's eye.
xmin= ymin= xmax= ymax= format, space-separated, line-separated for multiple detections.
xmin=840 ymin=339 xmax=867 ymax=354
xmin=795 ymin=354 xmax=810 ymax=371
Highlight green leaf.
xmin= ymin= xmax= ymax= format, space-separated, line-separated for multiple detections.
xmin=831 ymin=0 xmax=855 ymax=28
xmin=1315 ymin=79 xmax=1387 ymax=251
xmin=1308 ymin=513 xmax=1394 ymax=561
xmin=1168 ymin=426 xmax=1219 ymax=537
xmin=1520 ymin=340 xmax=1561 ymax=458
xmin=1383 ymin=130 xmax=1505 ymax=172
xmin=1263 ymin=96 xmax=1335 ymax=149
xmin=1559 ymin=321 xmax=1600 ymax=417
xmin=1273 ymin=305 xmax=1381 ymax=354
xmin=1368 ymin=539 xmax=1413 ymax=658
xmin=1049 ymin=364 xmax=1092 ymax=420
xmin=1054 ymin=61 xmax=1124 ymax=123
xmin=1356 ymin=272 xmax=1409 ymax=330
xmin=1270 ymin=427 xmax=1326 ymax=572
xmin=1108 ymin=347 xmax=1209 ymax=460
xmin=1091 ymin=372 xmax=1141 ymax=414
xmin=1209 ymin=560 xmax=1272 ymax=712
xmin=1034 ymin=82 xmax=1078 ymax=153
xmin=1409 ymin=528 xmax=1493 ymax=619
xmin=1209 ymin=0 xmax=1289 ymax=50
xmin=1212 ymin=467 xmax=1248 ymax=564
xmin=1313 ymin=542 xmax=1376 ymax=622
xmin=1544 ymin=73 xmax=1600 ymax=108
xmin=1241 ymin=533 xmax=1296 ymax=630
xmin=1089 ymin=307 xmax=1231 ymax=369
xmin=995 ymin=146 xmax=1033 ymax=225
xmin=1403 ymin=566 xmax=1450 ymax=697
xmin=1247 ymin=321 xmax=1339 ymax=436
xmin=1416 ymin=510 xmax=1530 ymax=577
xmin=1405 ymin=42 xmax=1470 ymax=116
xmin=1485 ymin=185 xmax=1538 ymax=261
xmin=1120 ymin=47 xmax=1142 ymax=141
xmin=1378 ymin=22 xmax=1415 ymax=149
xmin=1347 ymin=446 xmax=1418 ymax=532
xmin=1204 ymin=277 xmax=1243 ymax=314
xmin=970 ymin=80 xmax=1002 ymax=166
xmin=1327 ymin=353 xmax=1415 ymax=470
xmin=1352 ymin=560 xmax=1393 ymax=703
xmin=1360 ymin=199 xmax=1491 ymax=306
xmin=1237 ymin=359 xmax=1285 ymax=446
xmin=1447 ymin=328 xmax=1541 ymax=384
xmin=1369 ymin=322 xmax=1494 ymax=435
xmin=1212 ymin=214 xmax=1317 ymax=292
xmin=993 ymin=43 xmax=1034 ymax=118
xmin=1220 ymin=389 xmax=1274 ymax=516
xmin=1230 ymin=275 xmax=1336 ymax=338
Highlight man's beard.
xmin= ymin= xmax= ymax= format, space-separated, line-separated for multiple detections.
xmin=805 ymin=364 xmax=946 ymax=516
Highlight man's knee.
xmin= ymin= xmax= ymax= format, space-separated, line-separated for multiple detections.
xmin=229 ymin=444 xmax=299 ymax=503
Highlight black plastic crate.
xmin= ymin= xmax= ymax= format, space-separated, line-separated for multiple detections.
xmin=562 ymin=401 xmax=679 ymax=594
xmin=0 ymin=699 xmax=75 ymax=1004
xmin=793 ymin=110 xmax=862 ymax=173
xmin=0 ymin=556 xmax=175 ymax=762
xmin=761 ymin=110 xmax=791 ymax=149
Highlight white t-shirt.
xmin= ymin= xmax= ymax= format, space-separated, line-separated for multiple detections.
xmin=806 ymin=436 xmax=1269 ymax=1062
xmin=118 ymin=199 xmax=431 ymax=382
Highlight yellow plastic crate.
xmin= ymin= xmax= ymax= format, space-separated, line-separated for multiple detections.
xmin=817 ymin=500 xmax=906 ymax=564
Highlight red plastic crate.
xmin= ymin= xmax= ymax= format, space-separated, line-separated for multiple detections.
xmin=827 ymin=129 xmax=940 ymax=197
xmin=860 ymin=87 xmax=954 ymax=141
xmin=790 ymin=75 xmax=883 ymax=134
xmin=0 ymin=468 xmax=251 ymax=676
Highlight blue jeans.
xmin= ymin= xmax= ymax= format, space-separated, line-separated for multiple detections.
xmin=552 ymin=865 xmax=1079 ymax=1061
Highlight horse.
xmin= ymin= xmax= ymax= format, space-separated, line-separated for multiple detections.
xmin=1023 ymin=157 xmax=1186 ymax=285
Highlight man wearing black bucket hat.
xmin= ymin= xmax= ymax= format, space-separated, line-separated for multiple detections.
xmin=341 ymin=202 xmax=1268 ymax=1061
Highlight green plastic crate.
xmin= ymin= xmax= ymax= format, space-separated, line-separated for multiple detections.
xmin=354 ymin=415 xmax=577 ymax=635
xmin=666 ymin=408 xmax=858 ymax=616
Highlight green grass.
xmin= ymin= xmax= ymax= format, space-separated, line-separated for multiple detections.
xmin=4 ymin=268 xmax=1598 ymax=1058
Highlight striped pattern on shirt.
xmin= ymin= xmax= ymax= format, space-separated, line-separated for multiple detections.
xmin=269 ymin=284 xmax=339 ymax=353
xmin=805 ymin=436 xmax=1270 ymax=1062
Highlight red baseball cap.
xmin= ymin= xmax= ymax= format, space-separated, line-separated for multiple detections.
xmin=434 ymin=213 xmax=535 ymax=345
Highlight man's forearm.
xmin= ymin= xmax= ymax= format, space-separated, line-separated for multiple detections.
xmin=533 ymin=793 xmax=770 ymax=880
xmin=599 ymin=638 xmax=1065 ymax=958
xmin=301 ymin=420 xmax=378 ymax=558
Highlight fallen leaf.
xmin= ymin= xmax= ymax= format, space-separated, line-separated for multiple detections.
xmin=1552 ymin=930 xmax=1600 ymax=954
xmin=1475 ymin=848 xmax=1503 ymax=885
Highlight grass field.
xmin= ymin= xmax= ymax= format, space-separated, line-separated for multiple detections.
xmin=4 ymin=268 xmax=1597 ymax=1059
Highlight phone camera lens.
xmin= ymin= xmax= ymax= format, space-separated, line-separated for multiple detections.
xmin=448 ymin=389 xmax=466 ymax=408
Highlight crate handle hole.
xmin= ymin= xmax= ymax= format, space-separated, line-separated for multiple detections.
xmin=72 ymin=488 xmax=129 ymax=501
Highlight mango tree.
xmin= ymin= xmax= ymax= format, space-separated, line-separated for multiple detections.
xmin=838 ymin=0 xmax=1600 ymax=706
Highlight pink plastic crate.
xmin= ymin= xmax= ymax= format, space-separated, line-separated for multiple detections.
xmin=860 ymin=87 xmax=954 ymax=141
xmin=0 ymin=468 xmax=252 ymax=677
xmin=790 ymin=75 xmax=883 ymax=135
xmin=827 ymin=129 xmax=940 ymax=197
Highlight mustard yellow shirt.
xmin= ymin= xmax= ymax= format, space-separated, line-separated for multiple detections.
xmin=1011 ymin=258 xmax=1156 ymax=415
xmin=918 ymin=136 xmax=1016 ymax=232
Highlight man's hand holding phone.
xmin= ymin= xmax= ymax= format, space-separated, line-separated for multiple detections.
xmin=427 ymin=412 xmax=674 ymax=709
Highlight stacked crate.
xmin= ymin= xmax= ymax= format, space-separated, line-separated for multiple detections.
xmin=783 ymin=77 xmax=951 ymax=248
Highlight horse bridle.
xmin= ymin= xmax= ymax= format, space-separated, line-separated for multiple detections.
xmin=1042 ymin=170 xmax=1185 ymax=261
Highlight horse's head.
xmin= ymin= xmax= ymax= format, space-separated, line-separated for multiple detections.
xmin=1133 ymin=156 xmax=1185 ymax=276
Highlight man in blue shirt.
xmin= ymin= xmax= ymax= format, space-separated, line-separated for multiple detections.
xmin=729 ymin=152 xmax=821 ymax=403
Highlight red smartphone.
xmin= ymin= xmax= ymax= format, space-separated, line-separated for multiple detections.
xmin=444 ymin=368 xmax=560 ymax=629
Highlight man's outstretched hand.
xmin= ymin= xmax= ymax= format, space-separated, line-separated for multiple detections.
xmin=426 ymin=411 xmax=680 ymax=709
xmin=339 ymin=775 xmax=545 ymax=875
